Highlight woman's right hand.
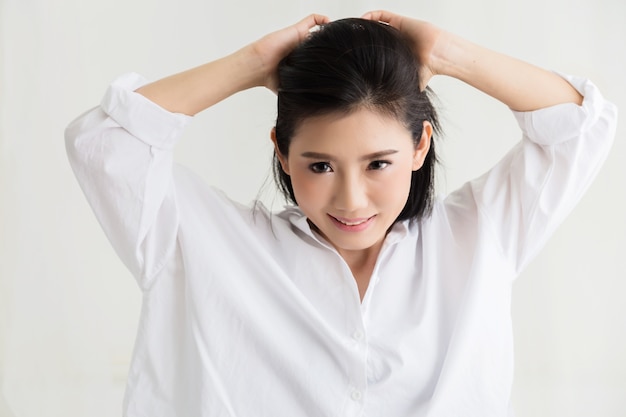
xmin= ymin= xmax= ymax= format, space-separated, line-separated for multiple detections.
xmin=247 ymin=14 xmax=330 ymax=93
xmin=136 ymin=14 xmax=328 ymax=115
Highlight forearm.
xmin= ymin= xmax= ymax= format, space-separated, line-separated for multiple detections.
xmin=434 ymin=32 xmax=583 ymax=111
xmin=134 ymin=14 xmax=329 ymax=116
xmin=136 ymin=45 xmax=262 ymax=116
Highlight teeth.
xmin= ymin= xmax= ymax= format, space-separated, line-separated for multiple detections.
xmin=337 ymin=218 xmax=367 ymax=226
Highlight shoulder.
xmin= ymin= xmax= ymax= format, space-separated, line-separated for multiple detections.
xmin=171 ymin=165 xmax=302 ymax=240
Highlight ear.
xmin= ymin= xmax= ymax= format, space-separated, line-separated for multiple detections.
xmin=270 ymin=127 xmax=290 ymax=175
xmin=412 ymin=121 xmax=433 ymax=171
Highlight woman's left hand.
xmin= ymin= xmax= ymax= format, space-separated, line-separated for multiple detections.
xmin=250 ymin=13 xmax=330 ymax=93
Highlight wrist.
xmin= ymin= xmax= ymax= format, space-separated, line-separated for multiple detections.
xmin=227 ymin=45 xmax=267 ymax=91
xmin=429 ymin=31 xmax=471 ymax=80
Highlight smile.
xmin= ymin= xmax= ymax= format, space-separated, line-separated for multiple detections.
xmin=328 ymin=214 xmax=376 ymax=231
xmin=336 ymin=218 xmax=368 ymax=226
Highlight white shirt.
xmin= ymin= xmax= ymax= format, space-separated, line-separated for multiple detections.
xmin=65 ymin=72 xmax=617 ymax=417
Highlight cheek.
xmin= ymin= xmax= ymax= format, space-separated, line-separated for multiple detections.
xmin=290 ymin=172 xmax=327 ymax=208
xmin=373 ymin=167 xmax=414 ymax=205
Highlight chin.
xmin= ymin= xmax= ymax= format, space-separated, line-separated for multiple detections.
xmin=326 ymin=233 xmax=384 ymax=251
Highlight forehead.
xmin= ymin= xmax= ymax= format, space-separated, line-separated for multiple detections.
xmin=290 ymin=108 xmax=413 ymax=151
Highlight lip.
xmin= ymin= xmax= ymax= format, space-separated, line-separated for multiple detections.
xmin=328 ymin=214 xmax=376 ymax=232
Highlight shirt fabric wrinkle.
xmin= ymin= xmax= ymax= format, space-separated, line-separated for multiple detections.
xmin=64 ymin=71 xmax=617 ymax=417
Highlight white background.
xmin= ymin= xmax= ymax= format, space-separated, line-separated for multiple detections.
xmin=1 ymin=0 xmax=624 ymax=416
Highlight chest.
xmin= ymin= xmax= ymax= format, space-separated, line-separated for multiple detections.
xmin=163 ymin=204 xmax=516 ymax=415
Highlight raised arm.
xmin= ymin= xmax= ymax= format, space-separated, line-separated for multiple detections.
xmin=362 ymin=10 xmax=582 ymax=111
xmin=65 ymin=14 xmax=328 ymax=286
xmin=363 ymin=10 xmax=617 ymax=274
xmin=136 ymin=14 xmax=329 ymax=116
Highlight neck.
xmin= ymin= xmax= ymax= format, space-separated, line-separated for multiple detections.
xmin=337 ymin=240 xmax=384 ymax=302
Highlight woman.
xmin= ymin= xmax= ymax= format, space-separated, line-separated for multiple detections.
xmin=65 ymin=11 xmax=617 ymax=417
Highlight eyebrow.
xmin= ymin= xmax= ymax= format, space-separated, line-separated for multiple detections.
xmin=300 ymin=149 xmax=399 ymax=161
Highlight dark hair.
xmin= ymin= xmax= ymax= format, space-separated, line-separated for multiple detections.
xmin=273 ymin=18 xmax=441 ymax=222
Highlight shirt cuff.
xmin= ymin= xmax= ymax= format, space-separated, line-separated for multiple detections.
xmin=100 ymin=72 xmax=193 ymax=150
xmin=512 ymin=72 xmax=607 ymax=146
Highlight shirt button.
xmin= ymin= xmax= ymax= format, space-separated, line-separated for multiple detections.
xmin=351 ymin=390 xmax=362 ymax=401
xmin=352 ymin=330 xmax=364 ymax=341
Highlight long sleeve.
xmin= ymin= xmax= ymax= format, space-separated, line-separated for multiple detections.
xmin=65 ymin=73 xmax=192 ymax=288
xmin=445 ymin=73 xmax=618 ymax=275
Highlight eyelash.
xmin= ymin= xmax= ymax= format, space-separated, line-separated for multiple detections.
xmin=309 ymin=162 xmax=332 ymax=173
xmin=368 ymin=160 xmax=391 ymax=170
xmin=308 ymin=160 xmax=391 ymax=173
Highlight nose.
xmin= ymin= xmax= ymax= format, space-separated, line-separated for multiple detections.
xmin=334 ymin=172 xmax=368 ymax=212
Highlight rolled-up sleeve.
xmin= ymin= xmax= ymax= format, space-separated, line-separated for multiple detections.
xmin=454 ymin=73 xmax=618 ymax=275
xmin=65 ymin=73 xmax=193 ymax=288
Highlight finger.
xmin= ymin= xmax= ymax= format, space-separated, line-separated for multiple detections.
xmin=361 ymin=10 xmax=402 ymax=28
xmin=361 ymin=10 xmax=393 ymax=22
xmin=296 ymin=13 xmax=330 ymax=33
xmin=287 ymin=13 xmax=329 ymax=43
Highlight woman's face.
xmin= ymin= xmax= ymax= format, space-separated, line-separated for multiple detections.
xmin=273 ymin=108 xmax=431 ymax=260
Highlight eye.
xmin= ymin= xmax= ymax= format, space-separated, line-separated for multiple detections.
xmin=309 ymin=162 xmax=333 ymax=173
xmin=368 ymin=160 xmax=390 ymax=170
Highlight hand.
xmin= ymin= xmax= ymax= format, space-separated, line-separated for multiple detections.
xmin=249 ymin=14 xmax=330 ymax=93
xmin=135 ymin=14 xmax=329 ymax=115
xmin=363 ymin=10 xmax=582 ymax=111
xmin=362 ymin=10 xmax=446 ymax=90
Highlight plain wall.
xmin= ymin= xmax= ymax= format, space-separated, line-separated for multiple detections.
xmin=1 ymin=0 xmax=624 ymax=416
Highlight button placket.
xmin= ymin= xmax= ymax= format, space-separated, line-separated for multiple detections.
xmin=342 ymin=324 xmax=367 ymax=415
